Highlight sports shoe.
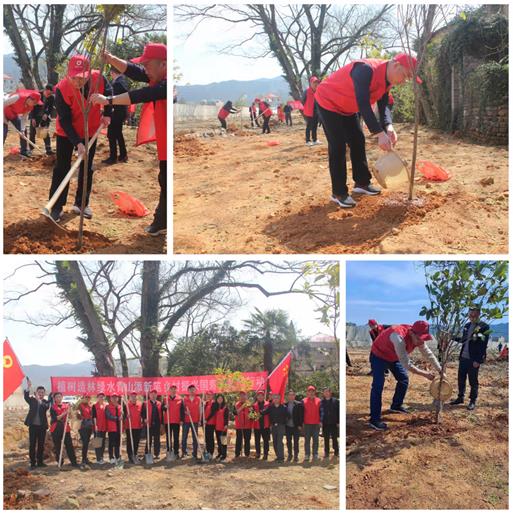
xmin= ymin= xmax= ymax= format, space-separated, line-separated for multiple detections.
xmin=353 ymin=184 xmax=381 ymax=195
xmin=311 ymin=140 xmax=322 ymax=145
xmin=109 ymin=458 xmax=116 ymax=464
xmin=331 ymin=194 xmax=356 ymax=208
xmin=97 ymin=459 xmax=105 ymax=465
xmin=390 ymin=405 xmax=411 ymax=414
xmin=467 ymin=401 xmax=476 ymax=411
xmin=50 ymin=209 xmax=62 ymax=223
xmin=369 ymin=420 xmax=388 ymax=431
xmin=20 ymin=150 xmax=32 ymax=158
xmin=102 ymin=157 xmax=117 ymax=165
xmin=72 ymin=205 xmax=93 ymax=219
xmin=449 ymin=397 xmax=464 ymax=405
xmin=144 ymin=223 xmax=167 ymax=236
xmin=305 ymin=141 xmax=313 ymax=146
xmin=118 ymin=155 xmax=128 ymax=163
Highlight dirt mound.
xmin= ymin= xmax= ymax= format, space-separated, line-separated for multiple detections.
xmin=174 ymin=135 xmax=213 ymax=159
xmin=4 ymin=469 xmax=43 ymax=509
xmin=227 ymin=127 xmax=254 ymax=136
xmin=4 ymin=219 xmax=113 ymax=254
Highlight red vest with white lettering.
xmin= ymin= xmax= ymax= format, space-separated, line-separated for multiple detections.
xmin=94 ymin=401 xmax=107 ymax=431
xmin=50 ymin=403 xmax=71 ymax=433
xmin=105 ymin=403 xmax=121 ymax=433
xmin=55 ymin=70 xmax=104 ymax=139
xmin=126 ymin=401 xmax=142 ymax=430
xmin=183 ymin=396 xmax=201 ymax=423
xmin=252 ymin=401 xmax=270 ymax=429
xmin=164 ymin=396 xmax=182 ymax=424
xmin=315 ymin=59 xmax=389 ymax=116
xmin=372 ymin=324 xmax=416 ymax=362
xmin=204 ymin=400 xmax=215 ymax=426
xmin=303 ymin=87 xmax=316 ymax=117
xmin=234 ymin=401 xmax=252 ymax=430
xmin=4 ymin=90 xmax=39 ymax=121
xmin=303 ymin=397 xmax=321 ymax=424
xmin=214 ymin=405 xmax=228 ymax=432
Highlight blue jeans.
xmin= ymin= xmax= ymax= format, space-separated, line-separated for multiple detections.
xmin=181 ymin=422 xmax=198 ymax=455
xmin=370 ymin=352 xmax=409 ymax=423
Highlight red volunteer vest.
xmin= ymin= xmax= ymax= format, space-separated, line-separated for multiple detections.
xmin=183 ymin=396 xmax=201 ymax=423
xmin=126 ymin=401 xmax=142 ymax=430
xmin=303 ymin=87 xmax=316 ymax=117
xmin=252 ymin=401 xmax=270 ymax=429
xmin=55 ymin=70 xmax=104 ymax=139
xmin=372 ymin=324 xmax=416 ymax=362
xmin=50 ymin=403 xmax=71 ymax=433
xmin=234 ymin=401 xmax=251 ymax=429
xmin=303 ymin=397 xmax=321 ymax=424
xmin=143 ymin=400 xmax=163 ymax=425
xmin=136 ymin=95 xmax=166 ymax=161
xmin=94 ymin=401 xmax=107 ymax=431
xmin=78 ymin=402 xmax=92 ymax=420
xmin=105 ymin=403 xmax=122 ymax=433
xmin=4 ymin=90 xmax=39 ymax=121
xmin=164 ymin=396 xmax=182 ymax=424
xmin=259 ymin=101 xmax=272 ymax=118
xmin=218 ymin=107 xmax=229 ymax=120
xmin=315 ymin=59 xmax=390 ymax=116
xmin=204 ymin=400 xmax=215 ymax=426
xmin=214 ymin=406 xmax=227 ymax=432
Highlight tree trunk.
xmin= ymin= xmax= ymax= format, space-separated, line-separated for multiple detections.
xmin=117 ymin=340 xmax=129 ymax=377
xmin=46 ymin=5 xmax=66 ymax=85
xmin=54 ymin=261 xmax=115 ymax=376
xmin=263 ymin=330 xmax=274 ymax=373
xmin=140 ymin=261 xmax=161 ymax=377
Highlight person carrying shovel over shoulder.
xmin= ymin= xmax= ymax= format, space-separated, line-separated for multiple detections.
xmin=218 ymin=100 xmax=240 ymax=130
xmin=4 ymin=89 xmax=42 ymax=158
xmin=92 ymin=42 xmax=167 ymax=236
xmin=369 ymin=320 xmax=442 ymax=431
xmin=314 ymin=53 xmax=422 ymax=208
xmin=48 ymin=55 xmax=112 ymax=223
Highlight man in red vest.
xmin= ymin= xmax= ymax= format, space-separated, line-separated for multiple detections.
xmin=315 ymin=53 xmax=421 ymax=208
xmin=369 ymin=321 xmax=442 ymax=430
xmin=162 ymin=385 xmax=182 ymax=458
xmin=181 ymin=384 xmax=201 ymax=458
xmin=48 ymin=55 xmax=112 ymax=222
xmin=93 ymin=43 xmax=167 ymax=236
xmin=124 ymin=391 xmax=142 ymax=463
xmin=233 ymin=390 xmax=252 ymax=458
xmin=302 ymin=385 xmax=321 ymax=461
xmin=368 ymin=319 xmax=390 ymax=376
xmin=4 ymin=89 xmax=42 ymax=158
xmin=302 ymin=76 xmax=321 ymax=146
xmin=92 ymin=392 xmax=107 ymax=464
xmin=142 ymin=388 xmax=162 ymax=459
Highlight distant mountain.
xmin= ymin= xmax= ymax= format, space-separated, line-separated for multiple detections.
xmin=176 ymin=76 xmax=292 ymax=104
xmin=4 ymin=53 xmax=48 ymax=86
xmin=21 ymin=361 xmax=95 ymax=390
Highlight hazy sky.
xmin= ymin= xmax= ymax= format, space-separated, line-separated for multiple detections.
xmin=4 ymin=260 xmax=335 ymax=366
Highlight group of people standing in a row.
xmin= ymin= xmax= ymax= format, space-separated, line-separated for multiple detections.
xmin=23 ymin=382 xmax=339 ymax=469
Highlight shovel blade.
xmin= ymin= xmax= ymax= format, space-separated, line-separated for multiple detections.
xmin=41 ymin=209 xmax=69 ymax=234
xmin=144 ymin=454 xmax=153 ymax=465
xmin=165 ymin=451 xmax=175 ymax=462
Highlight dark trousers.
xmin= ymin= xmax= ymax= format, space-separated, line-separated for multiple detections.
xmin=285 ymin=425 xmax=300 ymax=458
xmin=51 ymin=428 xmax=77 ymax=465
xmin=285 ymin=113 xmax=292 ymax=126
xmin=28 ymin=425 xmax=47 ymax=466
xmin=254 ymin=427 xmax=270 ymax=457
xmin=250 ymin=112 xmax=260 ymax=127
xmin=145 ymin=425 xmax=161 ymax=457
xmin=205 ymin=424 xmax=216 ymax=455
xmin=79 ymin=426 xmax=93 ymax=462
xmin=235 ymin=428 xmax=251 ymax=457
xmin=317 ymin=102 xmax=372 ymax=196
xmin=457 ymin=358 xmax=480 ymax=401
xmin=126 ymin=428 xmax=141 ymax=459
xmin=271 ymin=424 xmax=286 ymax=460
xmin=164 ymin=423 xmax=180 ymax=454
xmin=181 ymin=422 xmax=199 ymax=456
xmin=49 ymin=135 xmax=97 ymax=212
xmin=323 ymin=423 xmax=339 ymax=456
xmin=108 ymin=431 xmax=120 ymax=459
xmin=4 ymin=118 xmax=28 ymax=153
xmin=215 ymin=430 xmax=227 ymax=458
xmin=107 ymin=112 xmax=127 ymax=159
xmin=305 ymin=114 xmax=318 ymax=142
xmin=94 ymin=431 xmax=106 ymax=461
xmin=262 ymin=116 xmax=271 ymax=134
xmin=370 ymin=352 xmax=409 ymax=423
xmin=29 ymin=120 xmax=52 ymax=153
xmin=218 ymin=116 xmax=227 ymax=130
xmin=151 ymin=160 xmax=167 ymax=228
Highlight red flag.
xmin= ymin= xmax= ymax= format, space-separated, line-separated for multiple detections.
xmin=268 ymin=351 xmax=292 ymax=402
xmin=3 ymin=339 xmax=25 ymax=401
xmin=136 ymin=102 xmax=156 ymax=146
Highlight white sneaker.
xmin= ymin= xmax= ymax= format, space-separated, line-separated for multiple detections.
xmin=109 ymin=458 xmax=116 ymax=464
xmin=72 ymin=205 xmax=93 ymax=219
xmin=305 ymin=141 xmax=313 ymax=146
xmin=331 ymin=194 xmax=357 ymax=208
xmin=97 ymin=459 xmax=105 ymax=465
xmin=353 ymin=184 xmax=381 ymax=196
xmin=312 ymin=141 xmax=322 ymax=146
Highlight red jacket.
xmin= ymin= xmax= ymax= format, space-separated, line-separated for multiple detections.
xmin=78 ymin=402 xmax=92 ymax=420
xmin=55 ymin=70 xmax=105 ymax=139
xmin=183 ymin=396 xmax=201 ymax=423
xmin=204 ymin=400 xmax=215 ymax=426
xmin=4 ymin=90 xmax=41 ymax=121
xmin=93 ymin=401 xmax=107 ymax=432
xmin=259 ymin=101 xmax=272 ymax=118
xmin=252 ymin=401 xmax=270 ymax=429
xmin=372 ymin=324 xmax=416 ymax=362
xmin=50 ymin=403 xmax=71 ymax=433
xmin=303 ymin=397 xmax=321 ymax=425
xmin=163 ymin=395 xmax=182 ymax=424
xmin=125 ymin=400 xmax=142 ymax=430
xmin=214 ymin=405 xmax=228 ymax=432
xmin=315 ymin=59 xmax=389 ymax=116
xmin=234 ymin=401 xmax=252 ymax=430
xmin=303 ymin=87 xmax=316 ymax=117
xmin=105 ymin=403 xmax=122 ymax=433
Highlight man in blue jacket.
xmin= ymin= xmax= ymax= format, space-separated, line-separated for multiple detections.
xmin=449 ymin=306 xmax=490 ymax=411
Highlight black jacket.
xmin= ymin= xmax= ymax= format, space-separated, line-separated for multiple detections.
xmin=24 ymin=390 xmax=51 ymax=429
xmin=262 ymin=403 xmax=290 ymax=425
xmin=320 ymin=397 xmax=339 ymax=425
xmin=457 ymin=321 xmax=490 ymax=363
xmin=284 ymin=399 xmax=304 ymax=427
xmin=111 ymin=75 xmax=129 ymax=116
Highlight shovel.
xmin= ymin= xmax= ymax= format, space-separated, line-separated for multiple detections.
xmin=40 ymin=125 xmax=102 ymax=232
xmin=165 ymin=388 xmax=175 ymax=462
xmin=144 ymin=390 xmax=153 ymax=465
xmin=186 ymin=406 xmax=211 ymax=463
xmin=11 ymin=123 xmax=43 ymax=152
xmin=115 ymin=399 xmax=124 ymax=469
xmin=57 ymin=406 xmax=70 ymax=469
xmin=123 ymin=389 xmax=138 ymax=464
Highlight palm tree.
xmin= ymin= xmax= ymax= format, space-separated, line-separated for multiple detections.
xmin=243 ymin=308 xmax=297 ymax=373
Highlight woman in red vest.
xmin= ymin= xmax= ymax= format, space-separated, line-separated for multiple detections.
xmin=369 ymin=321 xmax=441 ymax=431
xmin=93 ymin=43 xmax=167 ymax=236
xmin=49 ymin=392 xmax=79 ymax=467
xmin=233 ymin=391 xmax=252 ymax=458
xmin=208 ymin=394 xmax=229 ymax=460
xmin=218 ymin=101 xmax=240 ymax=130
xmin=92 ymin=392 xmax=107 ymax=464
xmin=202 ymin=390 xmax=216 ymax=457
xmin=314 ymin=53 xmax=421 ymax=209
xmin=77 ymin=394 xmax=93 ymax=465
xmin=252 ymin=390 xmax=271 ymax=459
xmin=105 ymin=393 xmax=122 ymax=463
xmin=124 ymin=391 xmax=142 ymax=463
xmin=162 ymin=385 xmax=182 ymax=458
xmin=302 ymin=76 xmax=321 ymax=146
xmin=302 ymin=386 xmax=321 ymax=461
xmin=4 ymin=89 xmax=42 ymax=158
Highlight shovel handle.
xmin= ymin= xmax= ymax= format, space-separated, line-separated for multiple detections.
xmin=11 ymin=123 xmax=43 ymax=152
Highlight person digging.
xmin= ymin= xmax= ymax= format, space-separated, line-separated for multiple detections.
xmin=29 ymin=84 xmax=55 ymax=156
xmin=314 ymin=53 xmax=422 ymax=208
xmin=449 ymin=306 xmax=490 ymax=411
xmin=369 ymin=320 xmax=442 ymax=431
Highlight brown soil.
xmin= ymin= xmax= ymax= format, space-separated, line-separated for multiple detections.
xmin=346 ymin=351 xmax=508 ymax=509
xmin=4 ymin=128 xmax=166 ymax=254
xmin=4 ymin=409 xmax=339 ymax=510
xmin=173 ymin=122 xmax=508 ymax=254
